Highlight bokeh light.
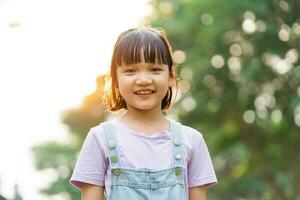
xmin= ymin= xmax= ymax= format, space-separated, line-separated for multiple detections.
xmin=181 ymin=97 xmax=197 ymax=112
xmin=242 ymin=19 xmax=256 ymax=34
xmin=173 ymin=50 xmax=186 ymax=64
xmin=243 ymin=110 xmax=256 ymax=124
xmin=227 ymin=57 xmax=241 ymax=75
xmin=203 ymin=74 xmax=217 ymax=88
xmin=271 ymin=109 xmax=282 ymax=123
xmin=229 ymin=43 xmax=242 ymax=57
xmin=285 ymin=49 xmax=299 ymax=64
xmin=178 ymin=80 xmax=191 ymax=93
xmin=180 ymin=67 xmax=194 ymax=80
xmin=279 ymin=0 xmax=289 ymax=12
xmin=278 ymin=24 xmax=290 ymax=42
xmin=211 ymin=54 xmax=225 ymax=69
xmin=256 ymin=20 xmax=266 ymax=32
xmin=294 ymin=105 xmax=300 ymax=126
xmin=201 ymin=13 xmax=214 ymax=25
xmin=292 ymin=22 xmax=300 ymax=35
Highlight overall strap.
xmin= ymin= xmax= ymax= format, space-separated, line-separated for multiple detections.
xmin=170 ymin=120 xmax=184 ymax=171
xmin=102 ymin=121 xmax=121 ymax=170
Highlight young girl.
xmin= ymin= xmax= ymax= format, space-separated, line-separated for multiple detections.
xmin=70 ymin=27 xmax=217 ymax=200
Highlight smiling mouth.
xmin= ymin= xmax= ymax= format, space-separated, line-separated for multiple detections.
xmin=134 ymin=90 xmax=156 ymax=98
xmin=134 ymin=90 xmax=155 ymax=95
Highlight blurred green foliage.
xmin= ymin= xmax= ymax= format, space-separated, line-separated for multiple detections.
xmin=147 ymin=0 xmax=300 ymax=199
xmin=32 ymin=76 xmax=107 ymax=200
xmin=32 ymin=0 xmax=300 ymax=199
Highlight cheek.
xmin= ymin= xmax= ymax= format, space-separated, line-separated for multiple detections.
xmin=116 ymin=77 xmax=130 ymax=95
xmin=117 ymin=75 xmax=128 ymax=86
xmin=155 ymin=76 xmax=170 ymax=88
xmin=116 ymin=74 xmax=126 ymax=88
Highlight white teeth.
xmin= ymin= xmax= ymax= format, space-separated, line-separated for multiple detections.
xmin=136 ymin=91 xmax=153 ymax=95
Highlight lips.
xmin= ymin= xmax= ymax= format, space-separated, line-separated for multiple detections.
xmin=134 ymin=89 xmax=155 ymax=95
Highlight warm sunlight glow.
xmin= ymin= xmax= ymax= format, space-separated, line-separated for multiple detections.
xmin=0 ymin=0 xmax=150 ymax=199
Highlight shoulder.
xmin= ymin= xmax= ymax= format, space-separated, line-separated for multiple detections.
xmin=178 ymin=122 xmax=204 ymax=142
xmin=86 ymin=120 xmax=118 ymax=147
xmin=89 ymin=118 xmax=124 ymax=142
xmin=90 ymin=119 xmax=116 ymax=137
xmin=175 ymin=121 xmax=206 ymax=153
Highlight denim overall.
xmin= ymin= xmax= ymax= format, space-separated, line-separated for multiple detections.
xmin=102 ymin=120 xmax=187 ymax=200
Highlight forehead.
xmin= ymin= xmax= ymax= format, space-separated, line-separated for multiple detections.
xmin=114 ymin=29 xmax=172 ymax=67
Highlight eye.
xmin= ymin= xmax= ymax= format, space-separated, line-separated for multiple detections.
xmin=125 ymin=69 xmax=135 ymax=72
xmin=151 ymin=67 xmax=163 ymax=72
xmin=123 ymin=68 xmax=136 ymax=74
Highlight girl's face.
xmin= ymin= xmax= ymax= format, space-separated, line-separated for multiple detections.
xmin=116 ymin=54 xmax=172 ymax=113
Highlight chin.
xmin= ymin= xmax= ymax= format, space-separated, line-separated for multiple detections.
xmin=136 ymin=107 xmax=153 ymax=111
xmin=134 ymin=105 xmax=156 ymax=111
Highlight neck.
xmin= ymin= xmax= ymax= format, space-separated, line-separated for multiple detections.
xmin=121 ymin=108 xmax=167 ymax=124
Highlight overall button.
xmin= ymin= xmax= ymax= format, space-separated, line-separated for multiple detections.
xmin=175 ymin=167 xmax=182 ymax=176
xmin=111 ymin=155 xmax=118 ymax=163
xmin=175 ymin=154 xmax=182 ymax=160
xmin=112 ymin=168 xmax=121 ymax=176
xmin=173 ymin=138 xmax=181 ymax=146
xmin=108 ymin=140 xmax=116 ymax=148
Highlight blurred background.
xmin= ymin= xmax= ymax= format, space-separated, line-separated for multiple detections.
xmin=1 ymin=0 xmax=299 ymax=199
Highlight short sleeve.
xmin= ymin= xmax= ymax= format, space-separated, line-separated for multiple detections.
xmin=187 ymin=132 xmax=217 ymax=188
xmin=70 ymin=127 xmax=107 ymax=189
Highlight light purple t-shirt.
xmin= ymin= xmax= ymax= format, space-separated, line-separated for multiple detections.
xmin=70 ymin=118 xmax=217 ymax=197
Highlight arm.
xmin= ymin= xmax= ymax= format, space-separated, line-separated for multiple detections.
xmin=81 ymin=183 xmax=104 ymax=200
xmin=187 ymin=131 xmax=217 ymax=200
xmin=189 ymin=185 xmax=207 ymax=200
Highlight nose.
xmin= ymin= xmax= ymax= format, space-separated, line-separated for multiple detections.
xmin=135 ymin=72 xmax=152 ymax=85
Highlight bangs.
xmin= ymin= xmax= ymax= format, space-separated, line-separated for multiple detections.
xmin=114 ymin=29 xmax=173 ymax=67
